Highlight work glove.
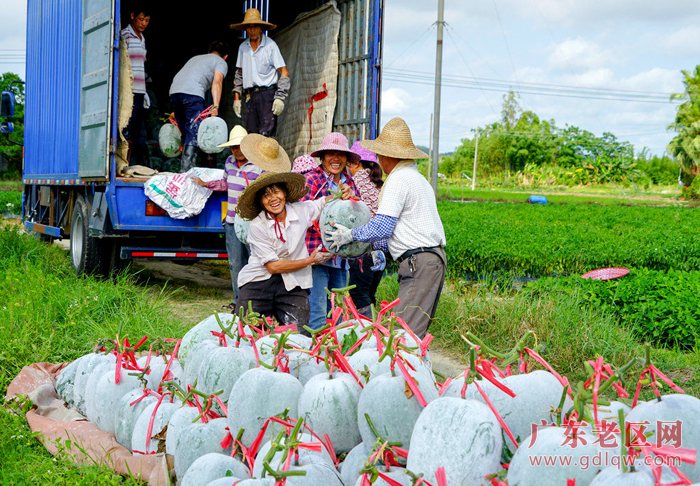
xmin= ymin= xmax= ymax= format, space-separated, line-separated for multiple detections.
xmin=143 ymin=92 xmax=151 ymax=109
xmin=370 ymin=250 xmax=386 ymax=272
xmin=234 ymin=99 xmax=242 ymax=118
xmin=311 ymin=246 xmax=333 ymax=265
xmin=272 ymin=98 xmax=285 ymax=116
xmin=325 ymin=223 xmax=353 ymax=252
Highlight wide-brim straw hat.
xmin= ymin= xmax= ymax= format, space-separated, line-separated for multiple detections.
xmin=310 ymin=132 xmax=360 ymax=162
xmin=230 ymin=8 xmax=277 ymax=31
xmin=361 ymin=117 xmax=429 ymax=160
xmin=236 ymin=172 xmax=308 ymax=220
xmin=240 ymin=134 xmax=291 ymax=172
xmin=218 ymin=125 xmax=248 ymax=148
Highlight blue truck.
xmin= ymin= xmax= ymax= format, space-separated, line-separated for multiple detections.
xmin=21 ymin=0 xmax=383 ymax=275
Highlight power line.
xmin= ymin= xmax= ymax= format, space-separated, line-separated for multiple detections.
xmin=384 ymin=69 xmax=677 ymax=104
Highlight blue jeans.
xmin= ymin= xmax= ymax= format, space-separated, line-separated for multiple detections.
xmin=169 ymin=93 xmax=204 ymax=145
xmin=308 ymin=264 xmax=348 ymax=330
xmin=225 ymin=222 xmax=249 ymax=304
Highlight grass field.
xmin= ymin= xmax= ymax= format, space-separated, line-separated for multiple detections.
xmin=1 ymin=180 xmax=698 ymax=482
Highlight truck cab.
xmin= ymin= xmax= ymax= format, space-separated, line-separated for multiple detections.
xmin=22 ymin=0 xmax=383 ymax=275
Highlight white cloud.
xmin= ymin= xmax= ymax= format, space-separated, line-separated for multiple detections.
xmin=548 ymin=38 xmax=610 ymax=72
xmin=381 ymin=87 xmax=410 ymax=115
xmin=664 ymin=26 xmax=700 ymax=56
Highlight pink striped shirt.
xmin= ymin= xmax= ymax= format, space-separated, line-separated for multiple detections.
xmin=121 ymin=25 xmax=147 ymax=94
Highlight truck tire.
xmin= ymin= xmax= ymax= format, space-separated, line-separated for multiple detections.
xmin=70 ymin=195 xmax=109 ymax=275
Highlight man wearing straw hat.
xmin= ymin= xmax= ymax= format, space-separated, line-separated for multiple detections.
xmin=191 ymin=125 xmax=272 ymax=308
xmin=235 ymin=141 xmax=351 ymax=329
xmin=230 ymin=8 xmax=290 ymax=137
xmin=326 ymin=117 xmax=447 ymax=338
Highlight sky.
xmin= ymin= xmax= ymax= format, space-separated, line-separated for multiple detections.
xmin=2 ymin=1 xmax=699 ymax=156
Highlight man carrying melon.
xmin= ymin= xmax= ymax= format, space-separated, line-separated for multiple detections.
xmin=325 ymin=117 xmax=447 ymax=338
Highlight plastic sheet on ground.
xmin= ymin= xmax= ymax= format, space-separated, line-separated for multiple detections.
xmin=6 ymin=362 xmax=170 ymax=486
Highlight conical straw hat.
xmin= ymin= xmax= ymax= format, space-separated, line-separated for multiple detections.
xmin=217 ymin=125 xmax=248 ymax=148
xmin=239 ymin=134 xmax=291 ymax=172
xmin=230 ymin=8 xmax=277 ymax=31
xmin=360 ymin=117 xmax=428 ymax=160
xmin=236 ymin=172 xmax=308 ymax=220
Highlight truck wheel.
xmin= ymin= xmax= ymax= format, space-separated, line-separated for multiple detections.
xmin=70 ymin=195 xmax=107 ymax=275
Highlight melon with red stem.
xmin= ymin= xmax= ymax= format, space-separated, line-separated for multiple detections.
xmin=340 ymin=442 xmax=371 ymax=486
xmin=406 ymin=397 xmax=502 ymax=485
xmin=227 ymin=367 xmax=304 ymax=447
xmin=287 ymin=349 xmax=327 ymax=385
xmin=252 ymin=432 xmax=335 ymax=477
xmin=131 ymin=399 xmax=182 ymax=454
xmin=443 ymin=370 xmax=572 ymax=453
xmin=357 ymin=368 xmax=439 ymax=450
xmin=298 ymin=371 xmax=363 ymax=454
xmin=181 ymin=452 xmax=250 ymax=486
xmin=196 ymin=345 xmax=255 ymax=399
xmin=179 ymin=313 xmax=237 ymax=367
xmin=183 ymin=339 xmax=220 ymax=386
xmin=55 ymin=354 xmax=84 ymax=408
xmin=136 ymin=354 xmax=183 ymax=391
xmin=353 ymin=467 xmax=414 ymax=486
xmin=626 ymin=394 xmax=700 ymax=482
xmin=506 ymin=424 xmax=603 ymax=485
xmin=212 ymin=479 xmax=274 ymax=486
xmin=165 ymin=405 xmax=201 ymax=456
xmin=174 ymin=417 xmax=232 ymax=480
xmin=114 ymin=389 xmax=158 ymax=448
xmin=319 ymin=198 xmax=372 ymax=258
xmin=72 ymin=352 xmax=116 ymax=415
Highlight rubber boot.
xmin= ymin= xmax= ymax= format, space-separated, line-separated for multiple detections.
xmin=180 ymin=144 xmax=198 ymax=172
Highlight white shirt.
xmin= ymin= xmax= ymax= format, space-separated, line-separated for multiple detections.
xmin=377 ymin=161 xmax=446 ymax=260
xmin=235 ymin=35 xmax=286 ymax=89
xmin=238 ymin=199 xmax=325 ymax=291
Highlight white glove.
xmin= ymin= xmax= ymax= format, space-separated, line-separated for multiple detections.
xmin=234 ymin=99 xmax=242 ymax=118
xmin=370 ymin=250 xmax=386 ymax=271
xmin=272 ymin=98 xmax=285 ymax=116
xmin=143 ymin=92 xmax=151 ymax=109
xmin=325 ymin=223 xmax=353 ymax=252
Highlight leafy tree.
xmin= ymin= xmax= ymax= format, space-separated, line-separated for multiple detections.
xmin=668 ymin=66 xmax=700 ymax=183
xmin=0 ymin=72 xmax=25 ymax=177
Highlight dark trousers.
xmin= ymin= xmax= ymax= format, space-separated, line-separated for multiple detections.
xmin=348 ymin=254 xmax=384 ymax=317
xmin=169 ymin=93 xmax=204 ymax=145
xmin=124 ymin=93 xmax=149 ymax=164
xmin=395 ymin=248 xmax=446 ymax=339
xmin=245 ymin=88 xmax=277 ymax=136
xmin=237 ymin=274 xmax=310 ymax=329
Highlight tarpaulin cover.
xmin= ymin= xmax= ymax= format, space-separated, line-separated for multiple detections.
xmin=274 ymin=2 xmax=341 ymax=158
xmin=6 ymin=362 xmax=170 ymax=485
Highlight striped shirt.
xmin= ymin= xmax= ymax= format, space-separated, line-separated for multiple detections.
xmin=121 ymin=24 xmax=147 ymax=94
xmin=206 ymin=156 xmax=263 ymax=223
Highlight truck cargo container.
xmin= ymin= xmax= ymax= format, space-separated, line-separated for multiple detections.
xmin=22 ymin=0 xmax=383 ymax=274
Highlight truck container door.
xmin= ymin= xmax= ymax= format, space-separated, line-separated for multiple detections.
xmin=335 ymin=0 xmax=383 ymax=140
xmin=78 ymin=0 xmax=114 ymax=179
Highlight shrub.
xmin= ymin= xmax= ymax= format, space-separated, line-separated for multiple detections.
xmin=525 ymin=269 xmax=700 ymax=349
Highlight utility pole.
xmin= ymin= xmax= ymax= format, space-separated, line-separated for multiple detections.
xmin=430 ymin=0 xmax=445 ymax=194
xmin=472 ymin=129 xmax=479 ymax=191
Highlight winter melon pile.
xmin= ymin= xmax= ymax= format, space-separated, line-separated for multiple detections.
xmin=52 ymin=303 xmax=700 ymax=485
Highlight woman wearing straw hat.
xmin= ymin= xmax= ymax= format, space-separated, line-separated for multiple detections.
xmin=235 ymin=168 xmax=351 ymax=330
xmin=326 ymin=117 xmax=447 ymax=338
xmin=300 ymin=132 xmax=360 ymax=330
xmin=191 ymin=126 xmax=278 ymax=308
xmin=230 ymin=8 xmax=290 ymax=137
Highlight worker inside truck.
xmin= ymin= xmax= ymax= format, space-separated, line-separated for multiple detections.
xmin=117 ymin=1 xmax=346 ymax=176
